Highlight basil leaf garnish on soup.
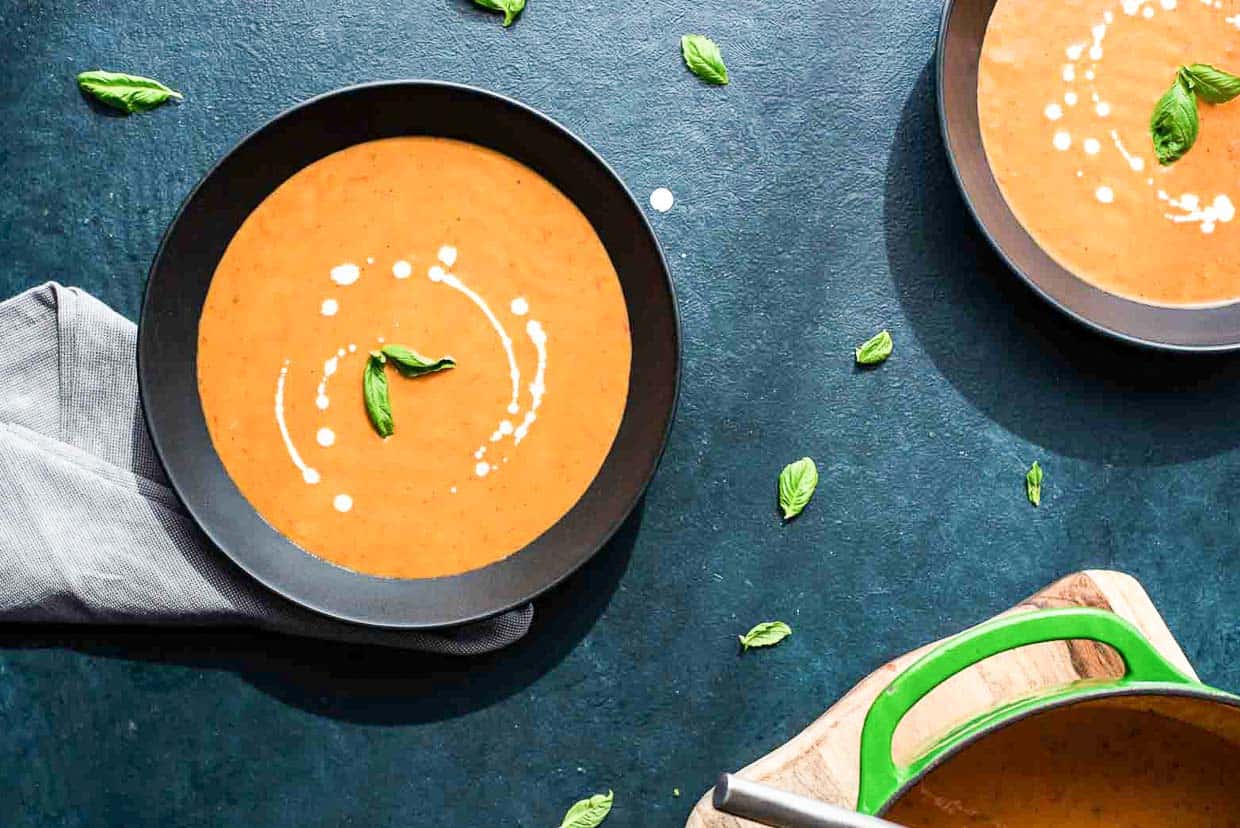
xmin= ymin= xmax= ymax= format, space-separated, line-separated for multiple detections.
xmin=1026 ymin=460 xmax=1043 ymax=507
xmin=558 ymin=790 xmax=614 ymax=828
xmin=778 ymin=456 xmax=818 ymax=520
xmin=855 ymin=329 xmax=893 ymax=365
xmin=738 ymin=621 xmax=792 ymax=652
xmin=1150 ymin=73 xmax=1199 ymax=166
xmin=363 ymin=353 xmax=393 ymax=438
xmin=1181 ymin=63 xmax=1240 ymax=105
xmin=76 ymin=70 xmax=182 ymax=114
xmin=681 ymin=34 xmax=729 ymax=85
xmin=380 ymin=345 xmax=456 ymax=378
xmin=471 ymin=0 xmax=525 ymax=27
xmin=363 ymin=346 xmax=456 ymax=437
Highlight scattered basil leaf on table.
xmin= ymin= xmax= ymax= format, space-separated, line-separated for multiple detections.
xmin=363 ymin=353 xmax=393 ymax=438
xmin=1181 ymin=63 xmax=1240 ymax=104
xmin=76 ymin=70 xmax=183 ymax=114
xmin=1026 ymin=461 xmax=1043 ymax=507
xmin=380 ymin=344 xmax=456 ymax=378
xmin=471 ymin=0 xmax=525 ymax=27
xmin=778 ymin=457 xmax=818 ymax=520
xmin=558 ymin=790 xmax=613 ymax=828
xmin=855 ymin=329 xmax=893 ymax=365
xmin=738 ymin=621 xmax=792 ymax=652
xmin=681 ymin=34 xmax=729 ymax=85
xmin=1150 ymin=72 xmax=1199 ymax=165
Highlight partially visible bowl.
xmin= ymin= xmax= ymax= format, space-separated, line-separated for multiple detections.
xmin=938 ymin=0 xmax=1240 ymax=351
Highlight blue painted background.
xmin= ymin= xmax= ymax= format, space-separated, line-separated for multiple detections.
xmin=1 ymin=0 xmax=1238 ymax=825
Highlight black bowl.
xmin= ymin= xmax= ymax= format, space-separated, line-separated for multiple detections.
xmin=139 ymin=81 xmax=679 ymax=629
xmin=938 ymin=0 xmax=1240 ymax=351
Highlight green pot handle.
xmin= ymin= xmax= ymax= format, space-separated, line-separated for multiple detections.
xmin=855 ymin=607 xmax=1195 ymax=814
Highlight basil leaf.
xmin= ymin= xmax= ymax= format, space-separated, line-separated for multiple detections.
xmin=558 ymin=790 xmax=613 ymax=828
xmin=1026 ymin=461 xmax=1043 ymax=507
xmin=471 ymin=0 xmax=525 ymax=27
xmin=778 ymin=457 xmax=818 ymax=520
xmin=381 ymin=345 xmax=456 ymax=378
xmin=681 ymin=34 xmax=729 ymax=85
xmin=1182 ymin=63 xmax=1240 ymax=104
xmin=738 ymin=621 xmax=792 ymax=652
xmin=76 ymin=70 xmax=182 ymax=114
xmin=1150 ymin=74 xmax=1199 ymax=165
xmin=364 ymin=353 xmax=393 ymax=438
xmin=855 ymin=329 xmax=893 ymax=365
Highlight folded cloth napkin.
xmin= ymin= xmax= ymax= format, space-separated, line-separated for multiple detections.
xmin=0 ymin=282 xmax=532 ymax=653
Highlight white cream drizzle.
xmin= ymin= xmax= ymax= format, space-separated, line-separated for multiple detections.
xmin=330 ymin=263 xmax=360 ymax=286
xmin=321 ymin=298 xmax=339 ymax=317
xmin=1159 ymin=191 xmax=1236 ymax=232
xmin=275 ymin=361 xmax=320 ymax=485
xmin=511 ymin=296 xmax=529 ymax=316
xmin=427 ymin=261 xmax=521 ymax=415
xmin=1109 ymin=128 xmax=1145 ymax=171
xmin=392 ymin=260 xmax=412 ymax=279
xmin=513 ymin=320 xmax=547 ymax=445
xmin=317 ymin=427 xmax=335 ymax=447
xmin=333 ymin=494 xmax=353 ymax=513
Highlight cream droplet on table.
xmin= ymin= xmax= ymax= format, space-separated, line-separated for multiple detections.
xmin=650 ymin=187 xmax=674 ymax=213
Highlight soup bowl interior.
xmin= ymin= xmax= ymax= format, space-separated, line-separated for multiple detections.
xmin=938 ymin=0 xmax=1240 ymax=351
xmin=138 ymin=82 xmax=679 ymax=629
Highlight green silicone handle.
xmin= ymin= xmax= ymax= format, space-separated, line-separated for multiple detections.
xmin=855 ymin=607 xmax=1195 ymax=814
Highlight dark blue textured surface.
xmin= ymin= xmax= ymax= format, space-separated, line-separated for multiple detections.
xmin=2 ymin=1 xmax=1238 ymax=825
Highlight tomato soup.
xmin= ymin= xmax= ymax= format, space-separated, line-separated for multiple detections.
xmin=886 ymin=700 xmax=1240 ymax=826
xmin=197 ymin=137 xmax=631 ymax=579
xmin=979 ymin=0 xmax=1240 ymax=305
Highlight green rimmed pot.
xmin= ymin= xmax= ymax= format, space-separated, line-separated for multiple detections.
xmin=856 ymin=607 xmax=1240 ymax=818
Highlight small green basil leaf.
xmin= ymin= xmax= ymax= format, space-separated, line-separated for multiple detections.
xmin=1150 ymin=74 xmax=1199 ymax=165
xmin=1026 ymin=461 xmax=1043 ymax=507
xmin=471 ymin=0 xmax=525 ymax=27
xmin=364 ymin=353 xmax=393 ymax=438
xmin=381 ymin=344 xmax=456 ymax=378
xmin=1182 ymin=63 xmax=1240 ymax=104
xmin=855 ymin=329 xmax=893 ymax=365
xmin=558 ymin=790 xmax=613 ymax=828
xmin=681 ymin=34 xmax=729 ymax=85
xmin=738 ymin=621 xmax=792 ymax=652
xmin=76 ymin=70 xmax=182 ymax=114
xmin=778 ymin=457 xmax=818 ymax=520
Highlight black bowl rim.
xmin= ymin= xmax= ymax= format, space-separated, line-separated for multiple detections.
xmin=138 ymin=79 xmax=681 ymax=629
xmin=935 ymin=0 xmax=1240 ymax=353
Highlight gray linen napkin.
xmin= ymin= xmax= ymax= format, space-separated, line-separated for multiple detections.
xmin=0 ymin=282 xmax=532 ymax=653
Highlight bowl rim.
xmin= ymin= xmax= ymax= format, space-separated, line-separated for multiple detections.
xmin=138 ymin=79 xmax=681 ymax=629
xmin=935 ymin=0 xmax=1240 ymax=353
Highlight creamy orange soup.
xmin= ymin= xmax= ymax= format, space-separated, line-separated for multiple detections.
xmin=198 ymin=138 xmax=631 ymax=579
xmin=886 ymin=702 xmax=1240 ymax=826
xmin=979 ymin=0 xmax=1240 ymax=305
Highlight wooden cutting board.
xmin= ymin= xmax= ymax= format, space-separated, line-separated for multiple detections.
xmin=685 ymin=570 xmax=1196 ymax=828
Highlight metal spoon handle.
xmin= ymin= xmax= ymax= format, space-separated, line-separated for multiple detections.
xmin=713 ymin=774 xmax=904 ymax=828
